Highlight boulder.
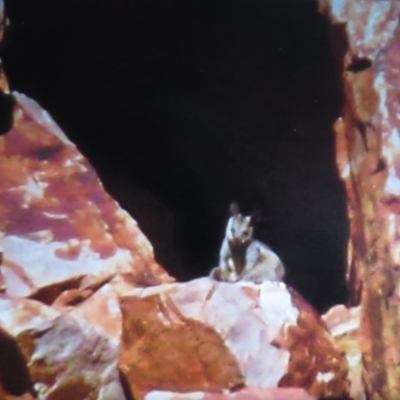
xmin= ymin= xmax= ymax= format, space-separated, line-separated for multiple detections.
xmin=0 ymin=90 xmax=175 ymax=399
xmin=0 ymin=92 xmax=173 ymax=302
xmin=0 ymin=295 xmax=124 ymax=399
xmin=52 ymin=274 xmax=138 ymax=342
xmin=119 ymin=278 xmax=349 ymax=399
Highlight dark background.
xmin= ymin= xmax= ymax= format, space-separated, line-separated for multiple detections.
xmin=2 ymin=0 xmax=348 ymax=312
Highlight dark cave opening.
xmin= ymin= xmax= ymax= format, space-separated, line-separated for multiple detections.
xmin=0 ymin=326 xmax=34 ymax=396
xmin=346 ymin=57 xmax=372 ymax=73
xmin=0 ymin=90 xmax=15 ymax=135
xmin=2 ymin=0 xmax=348 ymax=312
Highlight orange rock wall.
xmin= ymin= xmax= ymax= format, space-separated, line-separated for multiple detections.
xmin=321 ymin=1 xmax=400 ymax=398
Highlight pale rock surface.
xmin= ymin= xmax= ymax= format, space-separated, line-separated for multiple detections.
xmin=0 ymin=92 xmax=173 ymax=301
xmin=120 ymin=278 xmax=349 ymax=400
xmin=52 ymin=274 xmax=139 ymax=342
xmin=145 ymin=387 xmax=316 ymax=400
xmin=52 ymin=281 xmax=123 ymax=341
xmin=0 ymin=295 xmax=125 ymax=399
xmin=323 ymin=305 xmax=364 ymax=400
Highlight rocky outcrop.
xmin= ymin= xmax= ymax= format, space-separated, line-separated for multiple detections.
xmin=0 ymin=296 xmax=124 ymax=399
xmin=120 ymin=278 xmax=349 ymax=399
xmin=323 ymin=305 xmax=363 ymax=400
xmin=0 ymin=2 xmax=355 ymax=398
xmin=320 ymin=1 xmax=400 ymax=398
xmin=0 ymin=91 xmax=173 ymax=302
xmin=0 ymin=73 xmax=355 ymax=400
xmin=0 ymin=84 xmax=174 ymax=398
xmin=0 ymin=88 xmax=352 ymax=399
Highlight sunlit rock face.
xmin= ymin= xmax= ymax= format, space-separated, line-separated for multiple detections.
xmin=323 ymin=305 xmax=364 ymax=400
xmin=0 ymin=92 xmax=173 ymax=301
xmin=320 ymin=0 xmax=400 ymax=398
xmin=144 ymin=387 xmax=316 ymax=400
xmin=120 ymin=278 xmax=349 ymax=400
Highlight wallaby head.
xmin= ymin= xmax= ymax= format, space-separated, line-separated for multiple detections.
xmin=225 ymin=202 xmax=254 ymax=247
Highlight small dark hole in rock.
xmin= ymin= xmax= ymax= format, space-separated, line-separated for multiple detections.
xmin=346 ymin=57 xmax=372 ymax=72
xmin=230 ymin=382 xmax=246 ymax=392
xmin=30 ymin=277 xmax=83 ymax=305
xmin=356 ymin=122 xmax=368 ymax=150
xmin=34 ymin=144 xmax=63 ymax=161
xmin=373 ymin=158 xmax=386 ymax=174
xmin=320 ymin=398 xmax=350 ymax=400
xmin=118 ymin=370 xmax=136 ymax=400
xmin=0 ymin=327 xmax=34 ymax=396
xmin=0 ymin=91 xmax=15 ymax=135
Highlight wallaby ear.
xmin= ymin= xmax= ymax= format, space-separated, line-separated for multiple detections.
xmin=250 ymin=210 xmax=262 ymax=224
xmin=229 ymin=202 xmax=240 ymax=216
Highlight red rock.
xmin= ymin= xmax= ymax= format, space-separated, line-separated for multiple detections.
xmin=0 ymin=295 xmax=125 ymax=399
xmin=0 ymin=89 xmax=178 ymax=398
xmin=0 ymin=5 xmax=357 ymax=400
xmin=50 ymin=271 xmax=147 ymax=346
xmin=144 ymin=387 xmax=316 ymax=400
xmin=119 ymin=278 xmax=349 ymax=399
xmin=53 ymin=280 xmax=124 ymax=342
xmin=323 ymin=305 xmax=364 ymax=400
xmin=0 ymin=92 xmax=173 ymax=301
xmin=321 ymin=1 xmax=400 ymax=397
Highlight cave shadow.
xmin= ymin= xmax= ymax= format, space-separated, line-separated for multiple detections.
xmin=2 ymin=0 xmax=348 ymax=310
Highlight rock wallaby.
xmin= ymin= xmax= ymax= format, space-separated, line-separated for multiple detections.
xmin=210 ymin=202 xmax=285 ymax=283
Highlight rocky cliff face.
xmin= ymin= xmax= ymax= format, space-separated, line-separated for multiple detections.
xmin=0 ymin=89 xmax=351 ymax=398
xmin=322 ymin=305 xmax=363 ymax=400
xmin=320 ymin=1 xmax=400 ymax=398
xmin=0 ymin=91 xmax=173 ymax=300
xmin=0 ymin=1 xmax=357 ymax=399
xmin=0 ymin=45 xmax=349 ymax=400
xmin=0 ymin=78 xmax=175 ymax=399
